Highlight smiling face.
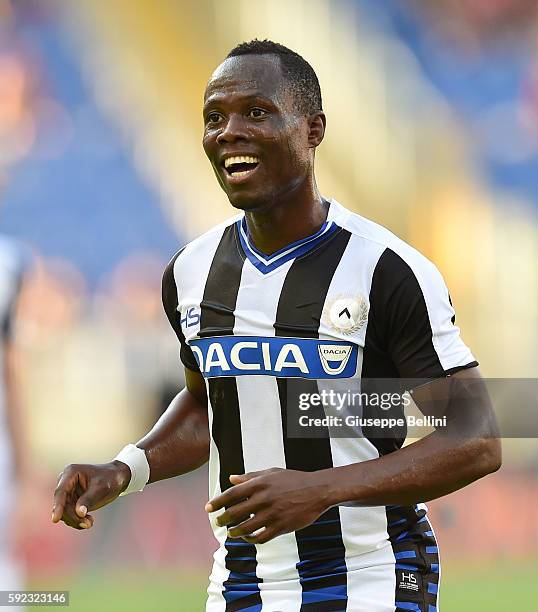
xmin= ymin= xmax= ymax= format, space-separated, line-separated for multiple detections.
xmin=203 ymin=54 xmax=318 ymax=212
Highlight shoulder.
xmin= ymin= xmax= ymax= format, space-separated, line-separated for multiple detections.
xmin=172 ymin=214 xmax=241 ymax=268
xmin=162 ymin=214 xmax=241 ymax=285
xmin=331 ymin=200 xmax=445 ymax=288
xmin=332 ymin=203 xmax=454 ymax=334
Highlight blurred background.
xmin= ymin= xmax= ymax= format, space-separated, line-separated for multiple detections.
xmin=0 ymin=0 xmax=537 ymax=610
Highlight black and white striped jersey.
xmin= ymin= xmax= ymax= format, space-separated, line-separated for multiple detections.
xmin=0 ymin=236 xmax=26 ymax=483
xmin=162 ymin=200 xmax=476 ymax=611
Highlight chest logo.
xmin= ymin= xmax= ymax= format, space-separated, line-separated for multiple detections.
xmin=323 ymin=294 xmax=368 ymax=335
xmin=189 ymin=336 xmax=358 ymax=379
xmin=318 ymin=344 xmax=353 ymax=375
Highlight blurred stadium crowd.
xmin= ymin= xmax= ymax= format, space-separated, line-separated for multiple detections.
xmin=0 ymin=0 xmax=536 ymax=591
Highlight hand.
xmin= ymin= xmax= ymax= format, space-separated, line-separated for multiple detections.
xmin=52 ymin=461 xmax=131 ymax=530
xmin=205 ymin=468 xmax=332 ymax=544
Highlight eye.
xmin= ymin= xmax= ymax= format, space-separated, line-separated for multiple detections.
xmin=206 ymin=112 xmax=222 ymax=124
xmin=248 ymin=108 xmax=267 ymax=119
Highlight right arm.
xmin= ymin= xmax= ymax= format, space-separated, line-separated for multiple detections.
xmin=52 ymin=252 xmax=210 ymax=530
xmin=51 ymin=368 xmax=209 ymax=530
xmin=139 ymin=367 xmax=209 ymax=484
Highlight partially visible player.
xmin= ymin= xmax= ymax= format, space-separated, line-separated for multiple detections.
xmin=0 ymin=233 xmax=29 ymax=594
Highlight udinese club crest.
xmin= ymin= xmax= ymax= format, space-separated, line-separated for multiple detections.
xmin=322 ymin=294 xmax=369 ymax=335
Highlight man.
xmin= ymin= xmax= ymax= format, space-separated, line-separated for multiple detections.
xmin=52 ymin=40 xmax=501 ymax=611
xmin=0 ymin=234 xmax=29 ymax=596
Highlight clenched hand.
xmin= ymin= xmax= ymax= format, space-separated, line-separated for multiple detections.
xmin=52 ymin=461 xmax=131 ymax=530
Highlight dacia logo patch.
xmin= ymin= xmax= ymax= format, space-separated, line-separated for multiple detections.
xmin=317 ymin=344 xmax=353 ymax=375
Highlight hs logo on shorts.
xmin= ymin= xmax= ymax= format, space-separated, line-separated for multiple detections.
xmin=398 ymin=570 xmax=420 ymax=592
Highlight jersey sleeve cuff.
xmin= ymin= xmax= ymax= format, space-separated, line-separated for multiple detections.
xmin=444 ymin=361 xmax=479 ymax=376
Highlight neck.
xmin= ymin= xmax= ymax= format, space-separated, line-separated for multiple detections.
xmin=243 ymin=175 xmax=328 ymax=255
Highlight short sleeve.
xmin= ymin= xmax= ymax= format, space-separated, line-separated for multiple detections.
xmin=162 ymin=252 xmax=201 ymax=373
xmin=369 ymin=248 xmax=478 ymax=380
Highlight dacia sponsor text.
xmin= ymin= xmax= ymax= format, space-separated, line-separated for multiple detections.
xmin=189 ymin=336 xmax=358 ymax=379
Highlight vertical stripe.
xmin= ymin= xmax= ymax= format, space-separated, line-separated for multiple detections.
xmin=361 ymin=249 xmax=415 ymax=456
xmin=199 ymin=225 xmax=245 ymax=339
xmin=233 ymin=259 xmax=303 ymax=611
xmin=170 ymin=227 xmax=232 ymax=609
xmin=174 ymin=222 xmax=236 ymax=344
xmin=363 ymin=248 xmax=442 ymax=610
xmin=316 ymin=233 xmax=396 ymax=609
xmin=275 ymin=229 xmax=351 ymax=610
xmin=422 ymin=512 xmax=441 ymax=611
xmin=200 ymin=225 xmax=263 ymax=611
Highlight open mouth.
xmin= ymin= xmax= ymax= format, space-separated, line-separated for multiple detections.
xmin=223 ymin=155 xmax=260 ymax=178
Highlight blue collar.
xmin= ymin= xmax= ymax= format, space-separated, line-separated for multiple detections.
xmin=236 ymin=216 xmax=340 ymax=274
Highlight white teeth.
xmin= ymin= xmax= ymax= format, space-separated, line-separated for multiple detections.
xmin=224 ymin=155 xmax=259 ymax=168
xmin=230 ymin=170 xmax=252 ymax=177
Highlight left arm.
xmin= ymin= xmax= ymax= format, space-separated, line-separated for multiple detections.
xmin=315 ymin=366 xmax=501 ymax=507
xmin=206 ymin=367 xmax=500 ymax=543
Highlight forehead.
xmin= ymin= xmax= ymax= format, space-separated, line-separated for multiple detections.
xmin=204 ymin=54 xmax=285 ymax=104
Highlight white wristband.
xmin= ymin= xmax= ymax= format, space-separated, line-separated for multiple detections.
xmin=114 ymin=444 xmax=151 ymax=496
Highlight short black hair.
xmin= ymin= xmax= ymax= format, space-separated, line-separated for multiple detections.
xmin=226 ymin=39 xmax=322 ymax=115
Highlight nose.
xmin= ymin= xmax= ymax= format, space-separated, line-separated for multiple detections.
xmin=216 ymin=113 xmax=248 ymax=145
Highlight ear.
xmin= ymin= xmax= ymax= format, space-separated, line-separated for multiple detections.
xmin=308 ymin=111 xmax=326 ymax=148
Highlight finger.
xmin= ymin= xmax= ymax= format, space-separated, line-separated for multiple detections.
xmin=243 ymin=526 xmax=279 ymax=545
xmin=59 ymin=481 xmax=90 ymax=529
xmin=77 ymin=514 xmax=95 ymax=530
xmin=76 ymin=482 xmax=105 ymax=516
xmin=63 ymin=509 xmax=94 ymax=530
xmin=229 ymin=468 xmax=279 ymax=485
xmin=228 ymin=512 xmax=269 ymax=538
xmin=51 ymin=491 xmax=67 ymax=524
xmin=52 ymin=471 xmax=76 ymax=523
xmin=52 ymin=474 xmax=69 ymax=522
xmin=229 ymin=471 xmax=259 ymax=485
xmin=61 ymin=495 xmax=86 ymax=529
xmin=62 ymin=513 xmax=86 ymax=530
xmin=215 ymin=500 xmax=256 ymax=528
xmin=206 ymin=480 xmax=257 ymax=513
